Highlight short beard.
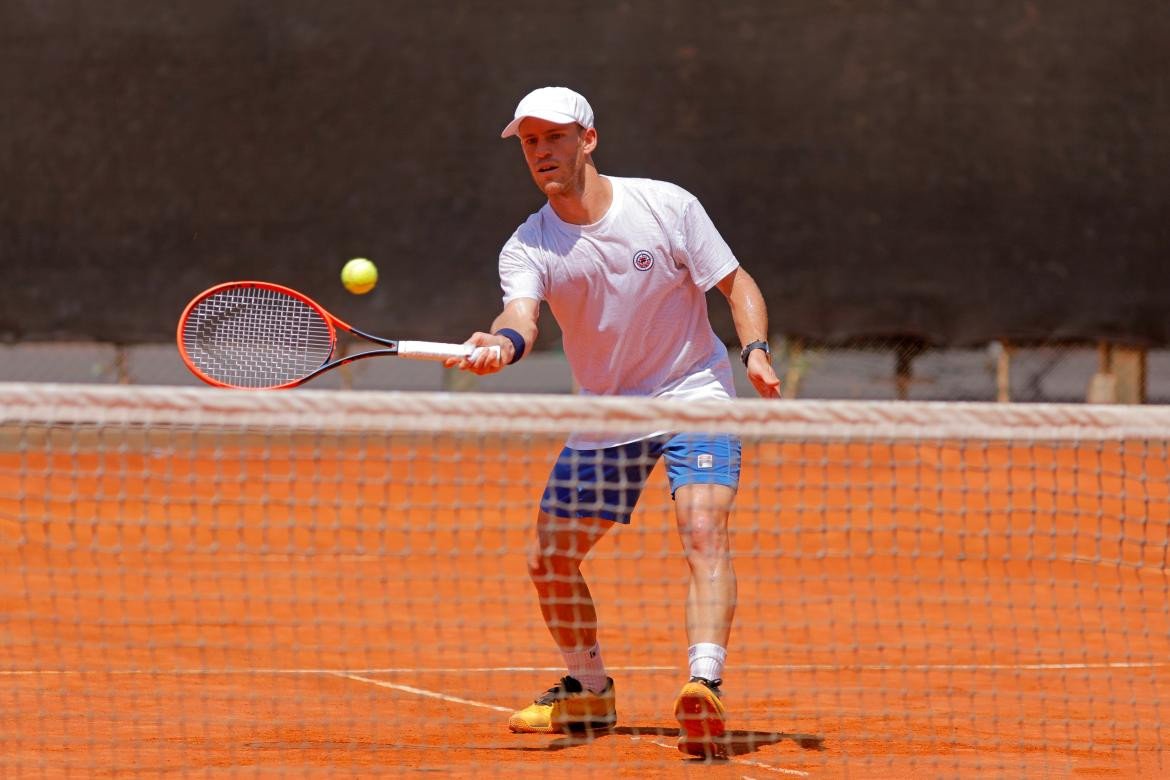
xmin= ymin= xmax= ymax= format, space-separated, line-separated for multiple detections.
xmin=537 ymin=161 xmax=582 ymax=199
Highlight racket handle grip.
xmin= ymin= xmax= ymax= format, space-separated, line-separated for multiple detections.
xmin=397 ymin=341 xmax=502 ymax=363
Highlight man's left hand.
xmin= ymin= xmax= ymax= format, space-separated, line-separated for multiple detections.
xmin=747 ymin=351 xmax=782 ymax=399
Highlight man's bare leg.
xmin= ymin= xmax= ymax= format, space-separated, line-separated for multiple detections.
xmin=508 ymin=513 xmax=616 ymax=734
xmin=673 ymin=483 xmax=737 ymax=757
xmin=527 ymin=512 xmax=613 ymax=652
xmin=674 ymin=484 xmax=737 ymax=648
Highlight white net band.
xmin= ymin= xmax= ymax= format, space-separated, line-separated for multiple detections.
xmin=4 ymin=383 xmax=1170 ymax=440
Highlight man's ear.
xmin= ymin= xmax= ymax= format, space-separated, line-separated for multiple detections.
xmin=581 ymin=126 xmax=598 ymax=155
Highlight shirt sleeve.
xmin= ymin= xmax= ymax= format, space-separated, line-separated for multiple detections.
xmin=499 ymin=233 xmax=545 ymax=305
xmin=680 ymin=198 xmax=740 ymax=291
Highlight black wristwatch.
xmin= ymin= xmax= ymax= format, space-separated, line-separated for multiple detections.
xmin=740 ymin=340 xmax=770 ymax=367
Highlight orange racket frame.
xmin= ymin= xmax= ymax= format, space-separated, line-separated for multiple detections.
xmin=177 ymin=281 xmax=496 ymax=389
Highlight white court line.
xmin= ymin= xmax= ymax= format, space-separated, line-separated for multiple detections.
xmin=645 ymin=740 xmax=810 ymax=776
xmin=1057 ymin=554 xmax=1170 ymax=574
xmin=735 ymin=662 xmax=1170 ymax=672
xmin=337 ymin=674 xmax=812 ymax=777
xmin=331 ymin=672 xmax=512 ymax=713
xmin=0 ymin=665 xmax=675 ymax=676
xmin=2 ymin=661 xmax=1167 ymax=676
xmin=736 ymin=759 xmax=811 ymax=777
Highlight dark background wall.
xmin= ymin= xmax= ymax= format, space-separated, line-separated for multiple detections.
xmin=2 ymin=0 xmax=1167 ymax=348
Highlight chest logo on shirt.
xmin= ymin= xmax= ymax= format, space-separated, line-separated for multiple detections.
xmin=632 ymin=250 xmax=655 ymax=272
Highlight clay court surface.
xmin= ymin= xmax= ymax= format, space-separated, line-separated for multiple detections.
xmin=2 ymin=429 xmax=1169 ymax=777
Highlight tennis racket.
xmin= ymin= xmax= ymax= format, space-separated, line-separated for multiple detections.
xmin=177 ymin=281 xmax=498 ymax=389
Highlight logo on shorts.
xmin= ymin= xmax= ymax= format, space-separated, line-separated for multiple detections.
xmin=697 ymin=453 xmax=714 ymax=469
xmin=632 ymin=250 xmax=654 ymax=271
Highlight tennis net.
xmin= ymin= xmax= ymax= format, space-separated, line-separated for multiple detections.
xmin=2 ymin=382 xmax=1169 ymax=777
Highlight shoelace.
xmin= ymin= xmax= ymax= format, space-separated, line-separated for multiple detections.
xmin=689 ymin=676 xmax=723 ymax=695
xmin=535 ymin=676 xmax=581 ymax=705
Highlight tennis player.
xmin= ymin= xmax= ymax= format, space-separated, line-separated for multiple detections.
xmin=449 ymin=86 xmax=781 ymax=757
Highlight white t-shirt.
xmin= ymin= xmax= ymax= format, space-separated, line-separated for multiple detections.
xmin=499 ymin=176 xmax=740 ymax=449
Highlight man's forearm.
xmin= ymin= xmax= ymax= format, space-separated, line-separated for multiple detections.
xmin=487 ymin=297 xmax=541 ymax=363
xmin=491 ymin=311 xmax=538 ymax=347
xmin=725 ymin=270 xmax=770 ymax=348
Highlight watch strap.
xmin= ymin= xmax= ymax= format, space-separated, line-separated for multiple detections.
xmin=741 ymin=340 xmax=770 ymax=367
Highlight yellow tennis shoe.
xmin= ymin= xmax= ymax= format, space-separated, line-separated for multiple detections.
xmin=507 ymin=676 xmax=617 ymax=734
xmin=674 ymin=676 xmax=727 ymax=758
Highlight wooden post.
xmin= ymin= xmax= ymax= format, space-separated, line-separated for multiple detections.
xmin=444 ymin=353 xmax=480 ymax=392
xmin=894 ymin=340 xmax=924 ymax=401
xmin=782 ymin=336 xmax=803 ymax=399
xmin=1113 ymin=346 xmax=1147 ymax=404
xmin=995 ymin=341 xmax=1012 ymax=403
xmin=114 ymin=345 xmax=130 ymax=384
xmin=337 ymin=338 xmax=354 ymax=390
xmin=1087 ymin=342 xmax=1118 ymax=403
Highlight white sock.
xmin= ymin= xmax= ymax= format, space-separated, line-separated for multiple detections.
xmin=562 ymin=642 xmax=608 ymax=693
xmin=688 ymin=643 xmax=727 ymax=682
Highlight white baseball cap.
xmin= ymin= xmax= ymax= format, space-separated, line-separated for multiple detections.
xmin=500 ymin=86 xmax=595 ymax=139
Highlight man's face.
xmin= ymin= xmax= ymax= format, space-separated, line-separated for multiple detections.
xmin=517 ymin=117 xmax=595 ymax=197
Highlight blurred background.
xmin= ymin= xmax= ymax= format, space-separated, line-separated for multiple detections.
xmin=2 ymin=0 xmax=1167 ymax=401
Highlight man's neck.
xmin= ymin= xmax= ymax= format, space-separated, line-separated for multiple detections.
xmin=548 ymin=168 xmax=612 ymax=226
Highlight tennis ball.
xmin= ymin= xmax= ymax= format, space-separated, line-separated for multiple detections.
xmin=341 ymin=258 xmax=378 ymax=295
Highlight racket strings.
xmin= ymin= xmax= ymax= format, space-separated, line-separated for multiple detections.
xmin=182 ymin=286 xmax=334 ymax=388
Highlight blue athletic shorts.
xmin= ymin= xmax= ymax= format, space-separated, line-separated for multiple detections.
xmin=539 ymin=433 xmax=742 ymax=524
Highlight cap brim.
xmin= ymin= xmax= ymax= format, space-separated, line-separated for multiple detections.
xmin=500 ymin=110 xmax=582 ymax=138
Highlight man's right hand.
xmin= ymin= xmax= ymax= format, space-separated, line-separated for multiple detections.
xmin=445 ymin=331 xmax=510 ymax=375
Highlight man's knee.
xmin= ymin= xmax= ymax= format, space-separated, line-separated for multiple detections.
xmin=675 ymin=484 xmax=735 ymax=556
xmin=527 ymin=534 xmax=564 ymax=577
xmin=678 ymin=511 xmax=731 ymax=562
xmin=526 ymin=540 xmax=568 ymax=580
xmin=527 ymin=518 xmax=598 ymax=580
xmin=530 ymin=515 xmax=609 ymax=567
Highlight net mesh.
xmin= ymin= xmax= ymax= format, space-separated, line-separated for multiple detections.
xmin=181 ymin=285 xmax=334 ymax=388
xmin=3 ymin=383 xmax=1169 ymax=777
